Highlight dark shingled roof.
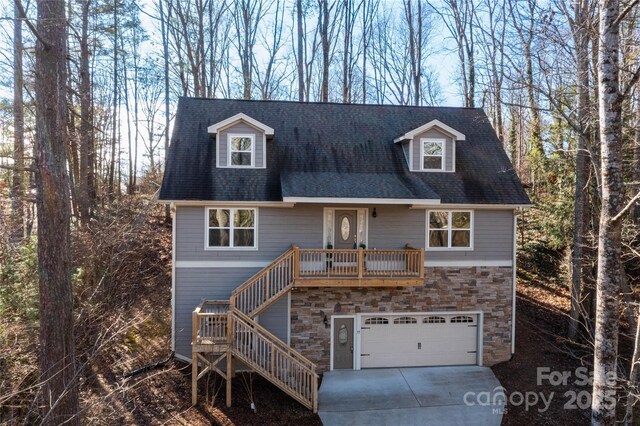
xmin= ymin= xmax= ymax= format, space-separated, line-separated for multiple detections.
xmin=159 ymin=98 xmax=530 ymax=205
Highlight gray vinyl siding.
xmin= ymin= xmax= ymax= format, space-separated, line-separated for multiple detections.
xmin=411 ymin=128 xmax=455 ymax=172
xmin=258 ymin=296 xmax=289 ymax=343
xmin=402 ymin=141 xmax=411 ymax=169
xmin=425 ymin=209 xmax=513 ymax=261
xmin=217 ymin=121 xmax=265 ymax=168
xmin=174 ymin=267 xmax=289 ymax=358
xmin=176 ymin=205 xmax=322 ymax=261
xmin=367 ymin=205 xmax=426 ymax=249
xmin=174 ymin=267 xmax=259 ymax=357
xmin=176 ymin=205 xmax=513 ymax=262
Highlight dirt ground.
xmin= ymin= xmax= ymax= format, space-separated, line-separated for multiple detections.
xmin=492 ymin=294 xmax=592 ymax=425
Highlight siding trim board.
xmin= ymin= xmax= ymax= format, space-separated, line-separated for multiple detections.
xmin=207 ymin=112 xmax=275 ymax=135
xmin=424 ymin=260 xmax=512 ymax=267
xmin=176 ymin=261 xmax=271 ymax=268
xmin=283 ymin=197 xmax=441 ymax=205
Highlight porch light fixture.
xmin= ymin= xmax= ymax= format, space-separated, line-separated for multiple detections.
xmin=372 ymin=208 xmax=377 ymax=218
xmin=320 ymin=311 xmax=329 ymax=328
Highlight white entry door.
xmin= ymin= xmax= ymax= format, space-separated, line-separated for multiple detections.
xmin=360 ymin=313 xmax=479 ymax=368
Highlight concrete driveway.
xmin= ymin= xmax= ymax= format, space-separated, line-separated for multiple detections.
xmin=318 ymin=366 xmax=504 ymax=426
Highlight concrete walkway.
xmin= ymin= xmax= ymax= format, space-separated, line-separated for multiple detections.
xmin=318 ymin=366 xmax=504 ymax=426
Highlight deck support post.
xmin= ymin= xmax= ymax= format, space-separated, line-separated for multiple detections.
xmin=191 ymin=354 xmax=198 ymax=406
xmin=191 ymin=310 xmax=198 ymax=406
xmin=226 ymin=309 xmax=234 ymax=408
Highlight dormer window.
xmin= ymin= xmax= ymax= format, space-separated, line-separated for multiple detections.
xmin=229 ymin=134 xmax=254 ymax=167
xmin=208 ymin=113 xmax=274 ymax=169
xmin=422 ymin=139 xmax=444 ymax=171
xmin=394 ymin=119 xmax=465 ymax=173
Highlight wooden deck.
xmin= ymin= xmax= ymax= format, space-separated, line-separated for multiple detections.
xmin=294 ymin=247 xmax=425 ymax=287
xmin=190 ymin=247 xmax=425 ymax=413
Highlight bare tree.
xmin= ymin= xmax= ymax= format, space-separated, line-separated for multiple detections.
xmin=592 ymin=0 xmax=633 ymax=422
xmin=405 ymin=0 xmax=423 ymax=106
xmin=78 ymin=0 xmax=93 ymax=224
xmin=296 ymin=0 xmax=305 ymax=101
xmin=233 ymin=0 xmax=271 ymax=99
xmin=558 ymin=0 xmax=592 ymax=342
xmin=254 ymin=0 xmax=288 ymax=100
xmin=11 ymin=2 xmax=25 ymax=243
xmin=430 ymin=0 xmax=476 ymax=107
xmin=26 ymin=0 xmax=81 ymax=422
xmin=508 ymin=0 xmax=543 ymax=159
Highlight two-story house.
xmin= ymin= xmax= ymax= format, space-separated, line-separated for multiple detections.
xmin=159 ymin=98 xmax=531 ymax=411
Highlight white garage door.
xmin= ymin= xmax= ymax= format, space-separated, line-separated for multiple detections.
xmin=360 ymin=313 xmax=479 ymax=368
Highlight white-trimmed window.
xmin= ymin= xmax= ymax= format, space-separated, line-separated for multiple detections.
xmin=421 ymin=138 xmax=444 ymax=171
xmin=427 ymin=210 xmax=473 ymax=249
xmin=228 ymin=134 xmax=254 ymax=167
xmin=206 ymin=208 xmax=257 ymax=249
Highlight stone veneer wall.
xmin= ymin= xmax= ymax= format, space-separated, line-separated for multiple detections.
xmin=290 ymin=266 xmax=513 ymax=373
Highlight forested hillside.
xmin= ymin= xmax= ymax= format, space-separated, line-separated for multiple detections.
xmin=1 ymin=0 xmax=640 ymax=424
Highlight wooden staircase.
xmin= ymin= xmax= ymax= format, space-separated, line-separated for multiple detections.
xmin=191 ymin=247 xmax=318 ymax=412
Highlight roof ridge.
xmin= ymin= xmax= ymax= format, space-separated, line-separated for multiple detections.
xmin=178 ymin=96 xmax=482 ymax=111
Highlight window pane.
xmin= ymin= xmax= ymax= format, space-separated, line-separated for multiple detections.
xmin=429 ymin=230 xmax=448 ymax=247
xmin=209 ymin=209 xmax=230 ymax=227
xmin=231 ymin=152 xmax=252 ymax=165
xmin=423 ymin=156 xmax=442 ymax=170
xmin=423 ymin=141 xmax=442 ymax=155
xmin=234 ymin=209 xmax=255 ymax=227
xmin=429 ymin=212 xmax=448 ymax=229
xmin=209 ymin=229 xmax=230 ymax=247
xmin=452 ymin=212 xmax=471 ymax=229
xmin=234 ymin=229 xmax=255 ymax=247
xmin=231 ymin=137 xmax=252 ymax=151
xmin=452 ymin=230 xmax=471 ymax=247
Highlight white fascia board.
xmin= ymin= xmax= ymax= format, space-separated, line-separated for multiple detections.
xmin=410 ymin=203 xmax=533 ymax=210
xmin=394 ymin=119 xmax=466 ymax=143
xmin=158 ymin=200 xmax=295 ymax=208
xmin=207 ymin=113 xmax=274 ymax=135
xmin=282 ymin=196 xmax=441 ymax=205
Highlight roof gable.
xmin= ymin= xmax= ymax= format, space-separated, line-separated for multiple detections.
xmin=207 ymin=112 xmax=274 ymax=135
xmin=393 ymin=119 xmax=466 ymax=143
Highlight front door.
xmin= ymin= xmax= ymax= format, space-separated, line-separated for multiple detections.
xmin=333 ymin=317 xmax=355 ymax=369
xmin=334 ymin=210 xmax=358 ymax=249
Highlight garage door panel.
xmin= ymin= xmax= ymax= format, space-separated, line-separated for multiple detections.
xmin=360 ymin=313 xmax=479 ymax=368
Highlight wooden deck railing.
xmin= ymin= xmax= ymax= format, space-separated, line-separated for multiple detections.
xmin=192 ymin=300 xmax=230 ymax=344
xmin=230 ymin=309 xmax=318 ymax=411
xmin=230 ymin=247 xmax=296 ymax=318
xmin=296 ymin=248 xmax=424 ymax=279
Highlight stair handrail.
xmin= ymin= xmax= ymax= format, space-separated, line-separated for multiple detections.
xmin=229 ymin=245 xmax=297 ymax=317
xmin=229 ymin=308 xmax=318 ymax=410
xmin=230 ymin=307 xmax=316 ymax=372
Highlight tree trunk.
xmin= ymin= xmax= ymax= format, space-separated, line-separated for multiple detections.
xmin=160 ymin=0 xmax=171 ymax=222
xmin=78 ymin=0 xmax=92 ymax=224
xmin=625 ymin=307 xmax=640 ymax=425
xmin=320 ymin=0 xmax=329 ymax=102
xmin=592 ymin=0 xmax=624 ymax=423
xmin=109 ymin=0 xmax=118 ymax=197
xmin=569 ymin=0 xmax=591 ymax=342
xmin=11 ymin=3 xmax=24 ymax=244
xmin=33 ymin=0 xmax=80 ymax=423
xmin=297 ymin=0 xmax=304 ymax=102
xmin=633 ymin=98 xmax=640 ymax=224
